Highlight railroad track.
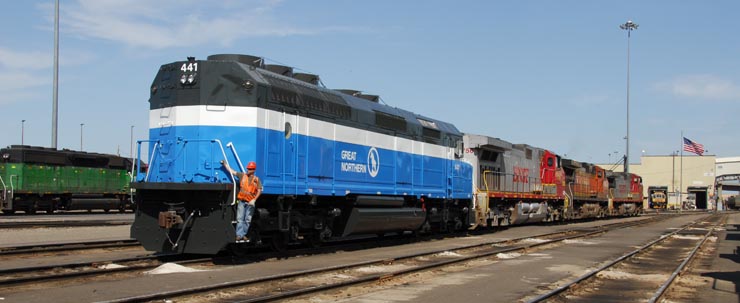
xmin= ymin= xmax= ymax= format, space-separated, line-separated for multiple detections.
xmin=95 ymin=214 xmax=678 ymax=303
xmin=0 ymin=239 xmax=163 ymax=288
xmin=0 ymin=239 xmax=140 ymax=256
xmin=0 ymin=219 xmax=132 ymax=229
xmin=526 ymin=213 xmax=725 ymax=303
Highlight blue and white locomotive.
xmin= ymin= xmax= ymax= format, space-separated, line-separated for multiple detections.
xmin=131 ymin=54 xmax=473 ymax=254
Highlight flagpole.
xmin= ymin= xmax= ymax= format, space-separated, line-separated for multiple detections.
xmin=680 ymin=131 xmax=683 ymax=209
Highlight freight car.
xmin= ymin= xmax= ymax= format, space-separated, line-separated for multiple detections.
xmin=0 ymin=145 xmax=133 ymax=214
xmin=130 ymin=54 xmax=643 ymax=255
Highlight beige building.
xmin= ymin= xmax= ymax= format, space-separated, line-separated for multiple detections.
xmin=599 ymin=155 xmax=717 ymax=209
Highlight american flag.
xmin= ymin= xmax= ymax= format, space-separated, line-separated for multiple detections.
xmin=683 ymin=137 xmax=705 ymax=156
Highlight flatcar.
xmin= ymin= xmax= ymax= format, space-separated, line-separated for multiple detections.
xmin=0 ymin=145 xmax=133 ymax=214
xmin=130 ymin=54 xmax=643 ymax=255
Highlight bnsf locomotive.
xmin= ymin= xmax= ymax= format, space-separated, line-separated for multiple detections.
xmin=131 ymin=54 xmax=642 ymax=254
xmin=0 ymin=145 xmax=133 ymax=214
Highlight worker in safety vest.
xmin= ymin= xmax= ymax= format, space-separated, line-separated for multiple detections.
xmin=222 ymin=160 xmax=262 ymax=242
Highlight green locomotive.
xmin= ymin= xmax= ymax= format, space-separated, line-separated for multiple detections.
xmin=0 ymin=145 xmax=132 ymax=214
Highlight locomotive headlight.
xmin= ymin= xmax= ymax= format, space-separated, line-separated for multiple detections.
xmin=187 ymin=73 xmax=197 ymax=84
xmin=180 ymin=74 xmax=187 ymax=84
xmin=2 ymin=153 xmax=9 ymax=160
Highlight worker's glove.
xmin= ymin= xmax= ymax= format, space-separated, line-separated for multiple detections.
xmin=249 ymin=199 xmax=257 ymax=205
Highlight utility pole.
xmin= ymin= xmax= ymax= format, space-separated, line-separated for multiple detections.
xmin=130 ymin=125 xmax=135 ymax=163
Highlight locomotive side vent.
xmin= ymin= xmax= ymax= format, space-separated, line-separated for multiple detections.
xmin=334 ymin=89 xmax=379 ymax=102
xmin=265 ymin=64 xmax=294 ymax=77
xmin=293 ymin=73 xmax=320 ymax=85
xmin=357 ymin=94 xmax=380 ymax=102
xmin=335 ymin=89 xmax=361 ymax=96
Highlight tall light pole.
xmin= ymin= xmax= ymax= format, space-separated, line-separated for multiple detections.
xmin=80 ymin=123 xmax=84 ymax=150
xmin=130 ymin=125 xmax=134 ymax=162
xmin=21 ymin=120 xmax=26 ymax=145
xmin=52 ymin=0 xmax=59 ymax=148
xmin=620 ymin=20 xmax=638 ymax=174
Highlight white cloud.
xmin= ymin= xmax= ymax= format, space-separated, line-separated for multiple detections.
xmin=0 ymin=46 xmax=94 ymax=105
xmin=0 ymin=71 xmax=49 ymax=105
xmin=0 ymin=47 xmax=52 ymax=70
xmin=655 ymin=74 xmax=740 ymax=101
xmin=0 ymin=48 xmax=51 ymax=105
xmin=51 ymin=0 xmax=334 ymax=50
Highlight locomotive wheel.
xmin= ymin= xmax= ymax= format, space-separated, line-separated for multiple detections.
xmin=2 ymin=210 xmax=15 ymax=215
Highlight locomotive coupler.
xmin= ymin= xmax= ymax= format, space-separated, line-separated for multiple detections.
xmin=158 ymin=211 xmax=183 ymax=229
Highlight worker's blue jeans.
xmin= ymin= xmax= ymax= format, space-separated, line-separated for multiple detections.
xmin=236 ymin=201 xmax=255 ymax=238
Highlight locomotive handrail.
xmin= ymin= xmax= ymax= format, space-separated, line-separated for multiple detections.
xmin=481 ymin=170 xmax=543 ymax=194
xmin=145 ymin=141 xmax=160 ymax=182
xmin=0 ymin=175 xmax=7 ymax=207
xmin=6 ymin=175 xmax=18 ymax=211
xmin=226 ymin=142 xmax=246 ymax=173
xmin=566 ymin=182 xmax=574 ymax=210
xmin=145 ymin=142 xmax=158 ymax=182
xmin=131 ymin=139 xmax=160 ymax=183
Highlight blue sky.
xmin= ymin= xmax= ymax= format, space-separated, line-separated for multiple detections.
xmin=1 ymin=1 xmax=738 ymax=164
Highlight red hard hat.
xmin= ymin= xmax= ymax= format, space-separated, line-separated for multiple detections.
xmin=246 ymin=161 xmax=257 ymax=170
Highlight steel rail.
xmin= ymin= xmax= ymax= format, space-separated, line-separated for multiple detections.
xmin=0 ymin=217 xmax=656 ymax=288
xmin=0 ymin=257 xmax=210 ymax=287
xmin=99 ymin=214 xmax=672 ymax=303
xmin=525 ymin=213 xmax=723 ymax=303
xmin=0 ymin=220 xmax=132 ymax=229
xmin=647 ymin=216 xmax=724 ymax=303
xmin=0 ymin=239 xmax=138 ymax=256
xmin=0 ymin=253 xmax=180 ymax=276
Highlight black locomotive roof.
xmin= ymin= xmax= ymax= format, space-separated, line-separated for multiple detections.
xmin=0 ymin=145 xmax=132 ymax=170
xmin=198 ymin=54 xmax=463 ymax=145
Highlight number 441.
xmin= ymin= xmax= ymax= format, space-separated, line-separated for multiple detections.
xmin=180 ymin=62 xmax=198 ymax=72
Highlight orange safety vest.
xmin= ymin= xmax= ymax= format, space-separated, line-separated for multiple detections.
xmin=238 ymin=174 xmax=260 ymax=202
